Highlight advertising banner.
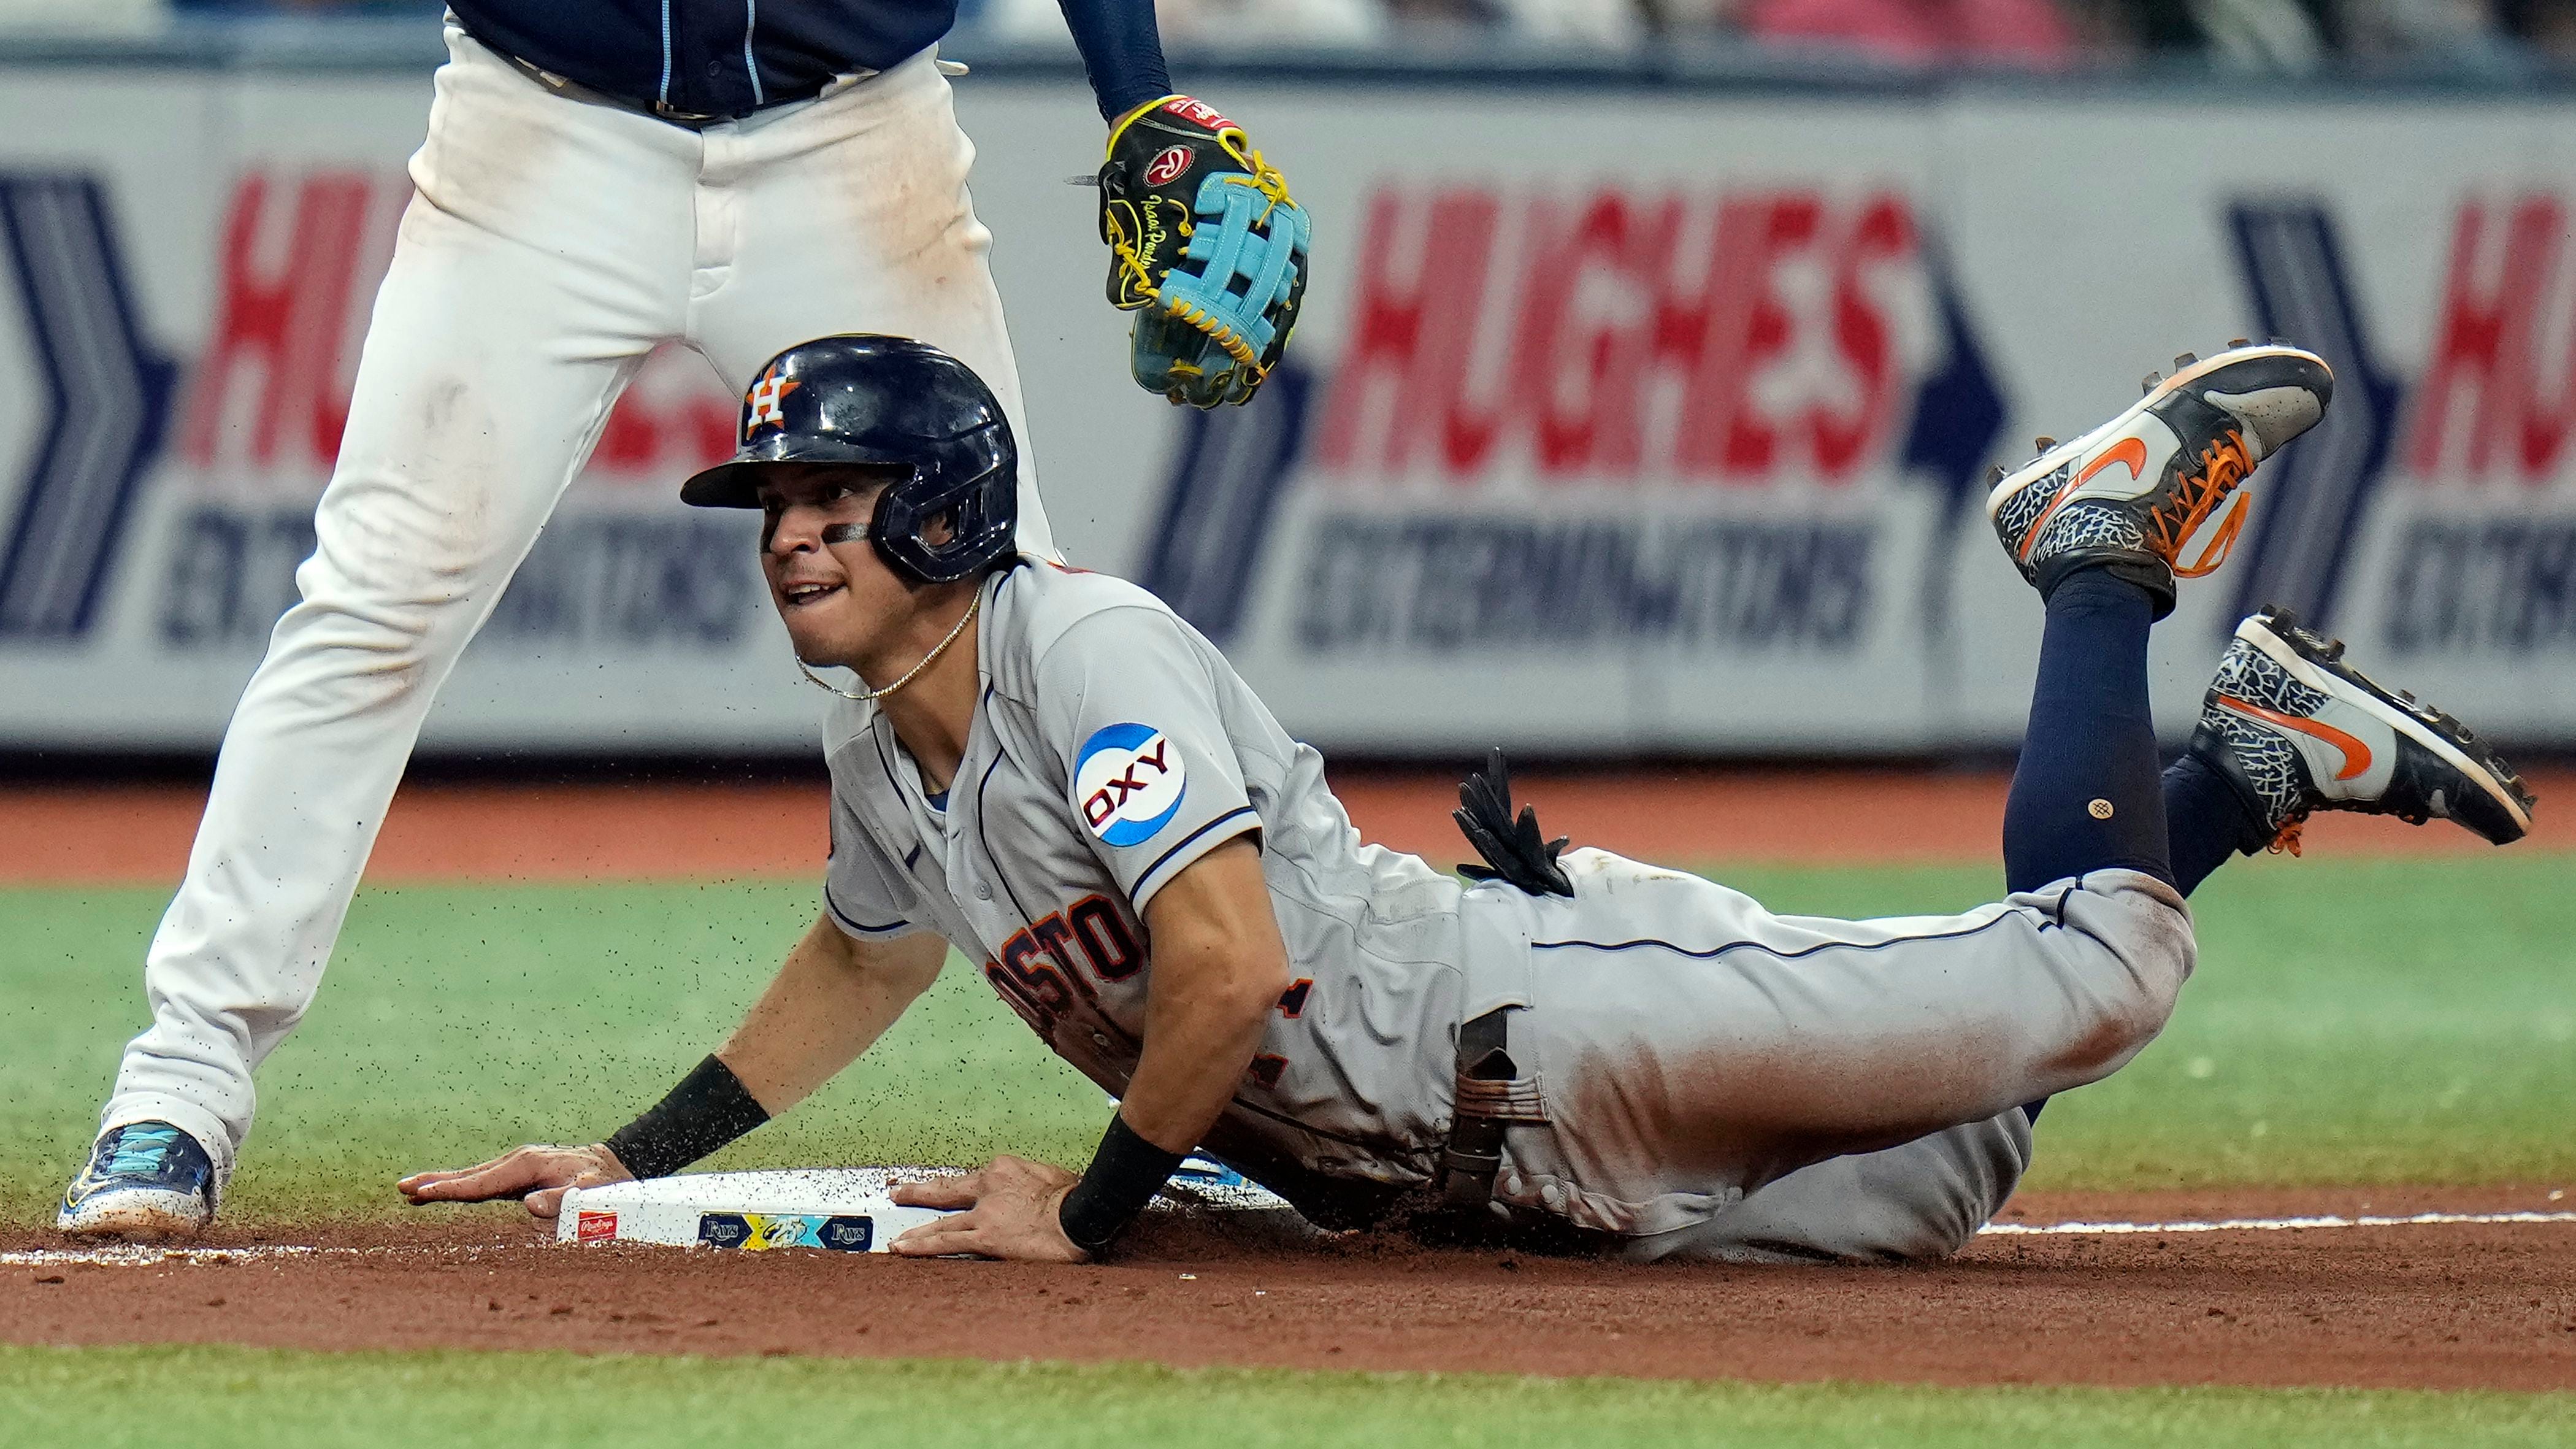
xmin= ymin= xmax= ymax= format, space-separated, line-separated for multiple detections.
xmin=0 ymin=56 xmax=2569 ymax=753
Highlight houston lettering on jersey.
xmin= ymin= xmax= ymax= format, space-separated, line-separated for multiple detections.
xmin=981 ymin=894 xmax=1143 ymax=1043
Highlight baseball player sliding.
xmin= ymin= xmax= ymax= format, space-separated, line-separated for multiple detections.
xmin=402 ymin=334 xmax=2532 ymax=1263
xmin=62 ymin=2 xmax=1308 ymax=1238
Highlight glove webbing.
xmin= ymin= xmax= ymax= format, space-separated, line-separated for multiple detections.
xmin=1106 ymin=134 xmax=1298 ymax=377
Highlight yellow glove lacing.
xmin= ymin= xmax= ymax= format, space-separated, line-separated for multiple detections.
xmin=1104 ymin=97 xmax=1298 ymax=380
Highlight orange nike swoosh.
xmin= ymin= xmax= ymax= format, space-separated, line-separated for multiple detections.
xmin=2215 ymin=694 xmax=2373 ymax=781
xmin=2018 ymin=436 xmax=2153 ymax=563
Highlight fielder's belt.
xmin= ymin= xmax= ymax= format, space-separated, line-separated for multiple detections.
xmin=491 ymin=46 xmax=831 ymax=128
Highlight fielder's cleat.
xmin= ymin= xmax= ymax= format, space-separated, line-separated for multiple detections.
xmin=2191 ymin=607 xmax=2537 ymax=854
xmin=1988 ymin=343 xmax=2334 ymax=617
xmin=58 ymin=1121 xmax=215 ymax=1240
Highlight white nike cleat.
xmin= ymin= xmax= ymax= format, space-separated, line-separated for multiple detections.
xmin=1988 ymin=343 xmax=2333 ymax=617
xmin=2191 ymin=607 xmax=2537 ymax=853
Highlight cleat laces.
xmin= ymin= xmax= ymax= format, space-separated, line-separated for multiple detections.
xmin=100 ymin=1124 xmax=185 ymax=1178
xmin=2156 ymin=429 xmax=2254 ymax=578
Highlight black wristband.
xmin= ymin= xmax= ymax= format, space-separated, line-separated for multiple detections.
xmin=604 ymin=1055 xmax=770 ymax=1182
xmin=1058 ymin=1113 xmax=1186 ymax=1257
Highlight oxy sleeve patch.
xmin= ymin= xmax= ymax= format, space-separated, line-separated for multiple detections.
xmin=1074 ymin=721 xmax=1188 ymax=846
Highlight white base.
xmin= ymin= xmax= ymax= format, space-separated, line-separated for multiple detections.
xmin=556 ymin=1161 xmax=1294 ymax=1254
xmin=557 ymin=1169 xmax=950 ymax=1253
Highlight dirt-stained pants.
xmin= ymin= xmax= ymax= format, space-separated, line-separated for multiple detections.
xmin=1457 ymin=849 xmax=2191 ymax=1259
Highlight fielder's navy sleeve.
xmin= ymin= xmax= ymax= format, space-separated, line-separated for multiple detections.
xmin=822 ymin=766 xmax=924 ymax=941
xmin=1056 ymin=0 xmax=1173 ymax=121
xmin=1035 ymin=605 xmax=1258 ymax=912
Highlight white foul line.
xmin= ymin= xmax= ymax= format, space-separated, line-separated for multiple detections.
xmin=8 ymin=1211 xmax=2574 ymax=1268
xmin=1980 ymin=1210 xmax=2576 ymax=1236
xmin=5 ymin=1245 xmax=359 ymax=1267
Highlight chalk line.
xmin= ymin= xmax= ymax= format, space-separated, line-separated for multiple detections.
xmin=9 ymin=1245 xmax=382 ymax=1268
xmin=1979 ymin=1210 xmax=2576 ymax=1236
xmin=10 ymin=1210 xmax=2574 ymax=1268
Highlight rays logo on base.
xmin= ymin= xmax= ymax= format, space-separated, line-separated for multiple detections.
xmin=696 ymin=1212 xmax=875 ymax=1252
xmin=1075 ymin=722 xmax=1187 ymax=846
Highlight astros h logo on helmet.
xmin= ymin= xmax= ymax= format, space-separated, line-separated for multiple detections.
xmin=745 ymin=370 xmax=800 ymax=436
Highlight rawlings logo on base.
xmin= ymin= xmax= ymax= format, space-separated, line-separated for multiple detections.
xmin=574 ymin=1210 xmax=619 ymax=1243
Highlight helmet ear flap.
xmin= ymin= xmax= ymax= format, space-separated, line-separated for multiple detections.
xmin=868 ymin=430 xmax=1018 ymax=586
xmin=866 ymin=479 xmax=912 ymax=581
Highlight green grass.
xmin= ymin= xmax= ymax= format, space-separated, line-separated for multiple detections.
xmin=6 ymin=853 xmax=2572 ymax=1226
xmin=4 ymin=1344 xmax=2572 ymax=1448
xmin=8 ymin=860 xmax=2571 ymax=1440
xmin=1 ymin=879 xmax=1110 ymax=1227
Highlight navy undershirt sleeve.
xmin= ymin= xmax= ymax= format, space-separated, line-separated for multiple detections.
xmin=1056 ymin=0 xmax=1175 ymax=121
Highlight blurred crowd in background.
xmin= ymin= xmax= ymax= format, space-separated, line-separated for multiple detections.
xmin=2 ymin=0 xmax=2574 ymax=79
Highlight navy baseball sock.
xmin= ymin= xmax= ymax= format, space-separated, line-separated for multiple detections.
xmin=2162 ymin=750 xmax=2272 ymax=897
xmin=2001 ymin=568 xmax=2174 ymax=896
xmin=2026 ymin=749 xmax=2264 ymax=1129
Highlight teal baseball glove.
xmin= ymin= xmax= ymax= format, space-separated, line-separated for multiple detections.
xmin=1098 ymin=95 xmax=1310 ymax=409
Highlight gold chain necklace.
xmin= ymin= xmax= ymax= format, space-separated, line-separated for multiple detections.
xmin=796 ymin=592 xmax=981 ymax=704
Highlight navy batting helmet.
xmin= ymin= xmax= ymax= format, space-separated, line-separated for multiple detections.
xmin=682 ymin=334 xmax=1019 ymax=586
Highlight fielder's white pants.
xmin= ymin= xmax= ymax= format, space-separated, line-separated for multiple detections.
xmin=102 ymin=23 xmax=1055 ymax=1186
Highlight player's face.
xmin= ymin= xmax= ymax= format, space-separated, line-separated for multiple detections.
xmin=756 ymin=465 xmax=908 ymax=666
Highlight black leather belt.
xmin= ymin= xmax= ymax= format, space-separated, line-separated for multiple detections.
xmin=496 ymin=50 xmax=823 ymax=131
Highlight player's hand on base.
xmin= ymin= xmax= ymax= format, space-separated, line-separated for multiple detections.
xmin=888 ymin=1155 xmax=1086 ymax=1262
xmin=396 ymin=1143 xmax=633 ymax=1221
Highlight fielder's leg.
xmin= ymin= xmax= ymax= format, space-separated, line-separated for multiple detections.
xmin=684 ymin=48 xmax=1057 ymax=559
xmin=69 ymin=26 xmax=695 ymax=1237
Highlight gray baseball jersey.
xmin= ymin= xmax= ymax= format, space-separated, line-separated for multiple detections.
xmin=821 ymin=559 xmax=2198 ymax=1258
xmin=821 ymin=559 xmax=1513 ymax=1198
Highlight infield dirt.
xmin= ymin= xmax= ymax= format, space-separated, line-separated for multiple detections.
xmin=7 ymin=766 xmax=2571 ymax=883
xmin=12 ymin=771 xmax=2572 ymax=1396
xmin=10 ymin=1186 xmax=2576 ymax=1392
